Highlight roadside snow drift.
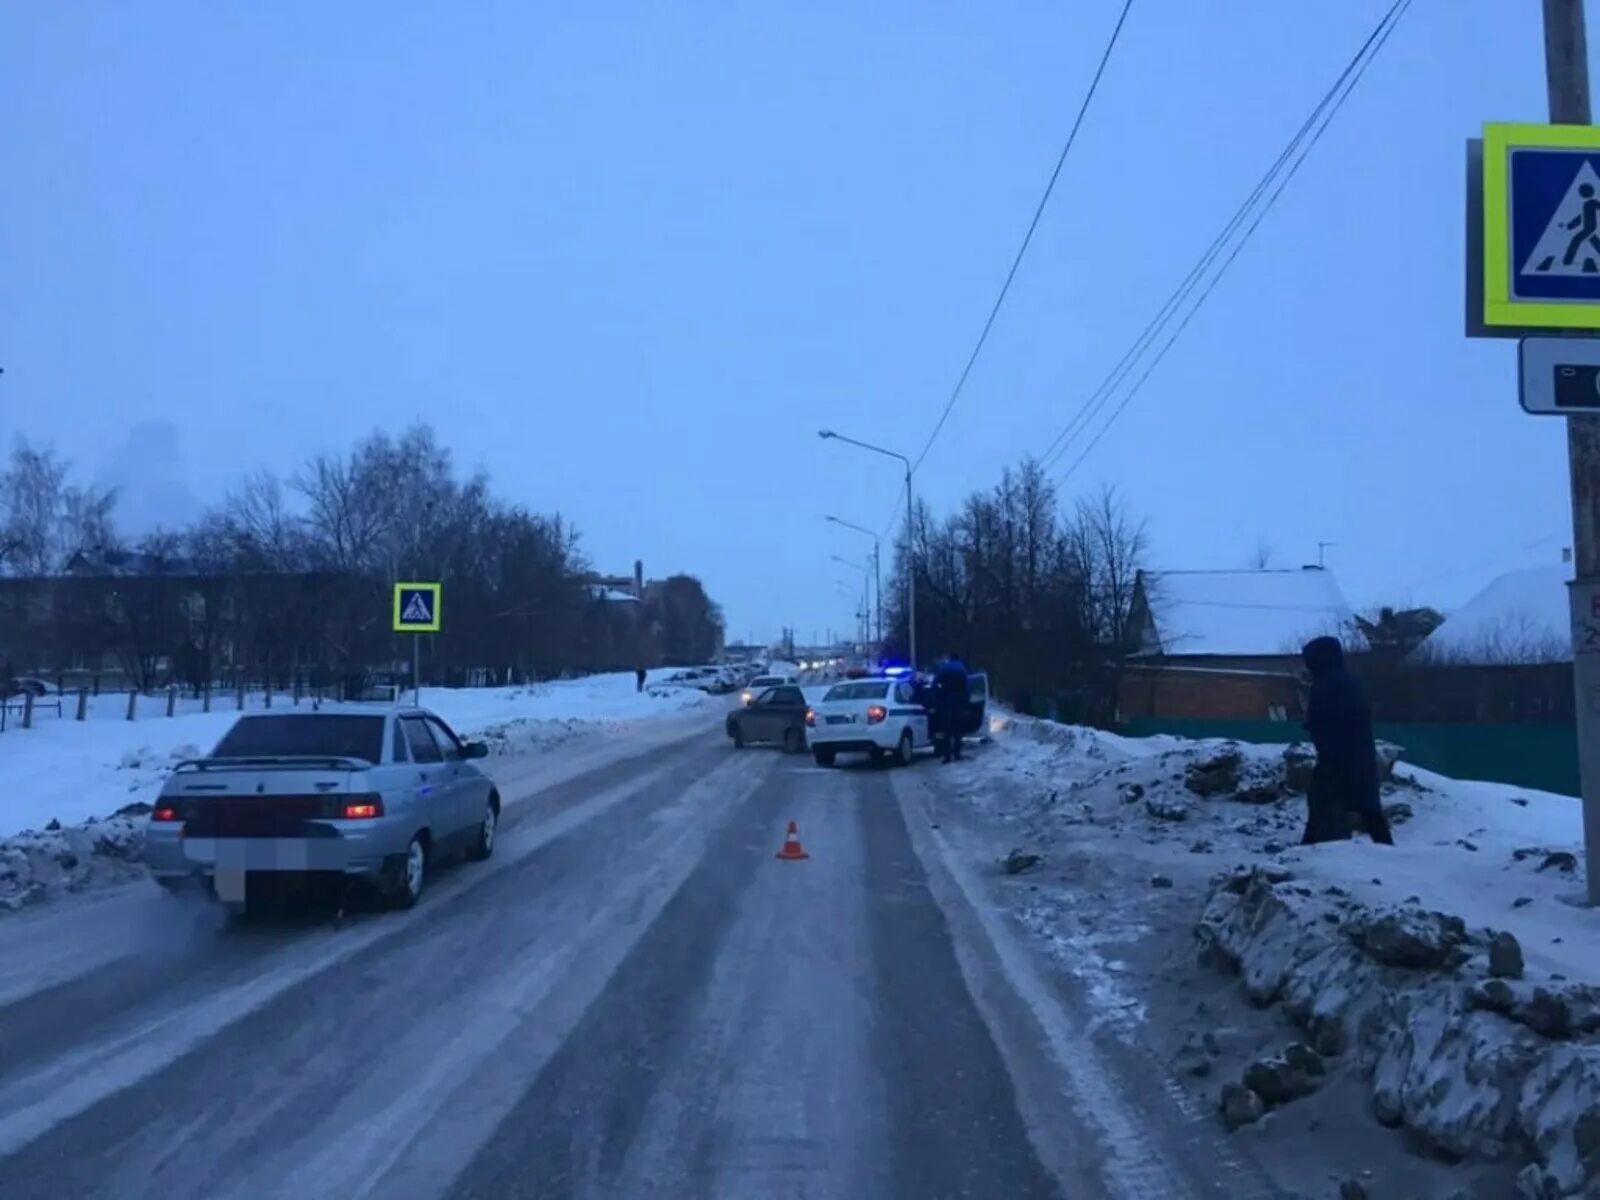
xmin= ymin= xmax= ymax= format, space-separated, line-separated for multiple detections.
xmin=972 ymin=712 xmax=1599 ymax=1197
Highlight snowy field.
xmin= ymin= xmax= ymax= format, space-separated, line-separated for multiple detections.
xmin=0 ymin=671 xmax=718 ymax=838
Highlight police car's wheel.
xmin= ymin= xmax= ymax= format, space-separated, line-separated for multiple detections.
xmin=894 ymin=729 xmax=914 ymax=767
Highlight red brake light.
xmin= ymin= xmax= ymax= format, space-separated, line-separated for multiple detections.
xmin=805 ymin=709 xmax=816 ymax=727
xmin=342 ymin=799 xmax=384 ymax=820
xmin=867 ymin=704 xmax=888 ymax=724
xmin=152 ymin=803 xmax=181 ymax=822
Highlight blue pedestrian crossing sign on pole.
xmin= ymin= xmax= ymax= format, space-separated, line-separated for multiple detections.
xmin=1483 ymin=122 xmax=1600 ymax=331
xmin=393 ymin=582 xmax=442 ymax=633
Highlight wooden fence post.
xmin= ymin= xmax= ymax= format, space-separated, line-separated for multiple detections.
xmin=237 ymin=678 xmax=246 ymax=711
xmin=76 ymin=689 xmax=88 ymax=721
xmin=126 ymin=690 xmax=137 ymax=721
xmin=21 ymin=692 xmax=34 ymax=730
xmin=166 ymin=686 xmax=177 ymax=717
xmin=202 ymin=684 xmax=211 ymax=713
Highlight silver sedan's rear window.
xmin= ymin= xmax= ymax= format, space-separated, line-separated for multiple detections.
xmin=211 ymin=715 xmax=386 ymax=762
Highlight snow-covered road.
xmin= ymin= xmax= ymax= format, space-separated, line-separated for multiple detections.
xmin=0 ymin=713 xmax=1283 ymax=1200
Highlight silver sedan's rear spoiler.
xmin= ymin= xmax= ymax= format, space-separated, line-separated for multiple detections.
xmin=172 ymin=755 xmax=371 ymax=773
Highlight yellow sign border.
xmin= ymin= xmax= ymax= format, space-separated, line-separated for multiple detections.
xmin=1483 ymin=121 xmax=1600 ymax=330
xmin=393 ymin=581 xmax=442 ymax=633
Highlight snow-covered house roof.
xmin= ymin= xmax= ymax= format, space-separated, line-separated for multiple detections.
xmin=586 ymin=585 xmax=640 ymax=604
xmin=1412 ymin=565 xmax=1571 ymax=665
xmin=1130 ymin=568 xmax=1361 ymax=658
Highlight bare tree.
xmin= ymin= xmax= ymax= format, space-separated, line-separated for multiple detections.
xmin=1066 ymin=484 xmax=1148 ymax=649
xmin=1 ymin=439 xmax=68 ymax=575
xmin=225 ymin=471 xmax=303 ymax=568
xmin=882 ymin=463 xmax=1148 ymax=721
xmin=1249 ymin=539 xmax=1273 ymax=570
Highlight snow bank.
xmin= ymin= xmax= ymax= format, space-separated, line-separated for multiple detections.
xmin=971 ymin=712 xmax=1599 ymax=1196
xmin=1199 ymin=869 xmax=1600 ymax=1196
xmin=0 ymin=673 xmax=716 ymax=839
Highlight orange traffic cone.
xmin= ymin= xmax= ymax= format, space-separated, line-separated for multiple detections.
xmin=775 ymin=820 xmax=810 ymax=861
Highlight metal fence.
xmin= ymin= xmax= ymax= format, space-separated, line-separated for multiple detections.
xmin=0 ymin=678 xmax=360 ymax=733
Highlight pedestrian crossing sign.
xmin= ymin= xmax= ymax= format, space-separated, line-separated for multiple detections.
xmin=1483 ymin=122 xmax=1600 ymax=330
xmin=393 ymin=582 xmax=442 ymax=633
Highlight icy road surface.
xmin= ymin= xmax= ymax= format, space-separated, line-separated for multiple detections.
xmin=0 ymin=720 xmax=1278 ymax=1200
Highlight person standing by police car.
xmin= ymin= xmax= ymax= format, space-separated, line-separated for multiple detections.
xmin=932 ymin=653 xmax=970 ymax=764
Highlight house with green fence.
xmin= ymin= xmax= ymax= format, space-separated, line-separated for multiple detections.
xmin=1113 ymin=565 xmax=1578 ymax=796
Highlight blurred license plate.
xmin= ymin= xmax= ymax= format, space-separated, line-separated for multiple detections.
xmin=826 ymin=715 xmax=851 ymax=725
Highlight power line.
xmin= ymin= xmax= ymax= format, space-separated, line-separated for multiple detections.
xmin=1034 ymin=35 xmax=1369 ymax=471
xmin=906 ymin=0 xmax=1137 ymax=480
xmin=1040 ymin=0 xmax=1412 ymax=481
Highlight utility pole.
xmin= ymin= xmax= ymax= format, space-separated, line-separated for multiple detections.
xmin=1545 ymin=0 xmax=1600 ymax=905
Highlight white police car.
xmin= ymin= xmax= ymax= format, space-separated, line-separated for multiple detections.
xmin=805 ymin=676 xmax=931 ymax=767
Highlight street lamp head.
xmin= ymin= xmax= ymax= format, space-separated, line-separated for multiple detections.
xmin=825 ymin=514 xmax=840 ymax=524
xmin=817 ymin=429 xmax=836 ymax=440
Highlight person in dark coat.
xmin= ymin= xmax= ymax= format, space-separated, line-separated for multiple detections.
xmin=1300 ymin=636 xmax=1393 ymax=846
xmin=932 ymin=654 xmax=970 ymax=764
xmin=635 ymin=665 xmax=648 ymax=693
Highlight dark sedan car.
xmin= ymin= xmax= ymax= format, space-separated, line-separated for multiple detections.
xmin=726 ymin=684 xmax=810 ymax=754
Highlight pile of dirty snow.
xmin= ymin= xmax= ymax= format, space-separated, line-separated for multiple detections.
xmin=965 ymin=713 xmax=1597 ymax=1197
xmin=0 ymin=814 xmax=146 ymax=912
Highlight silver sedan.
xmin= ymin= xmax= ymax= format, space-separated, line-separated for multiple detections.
xmin=144 ymin=705 xmax=499 ymax=912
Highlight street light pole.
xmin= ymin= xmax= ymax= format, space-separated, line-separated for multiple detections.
xmin=819 ymin=430 xmax=916 ymax=669
xmin=826 ymin=515 xmax=883 ymax=647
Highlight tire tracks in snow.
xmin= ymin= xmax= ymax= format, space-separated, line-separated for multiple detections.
xmin=0 ymin=726 xmax=741 ymax=1179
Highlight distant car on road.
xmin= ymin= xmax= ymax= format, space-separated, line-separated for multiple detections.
xmin=725 ymin=684 xmax=811 ymax=753
xmin=806 ymin=677 xmax=932 ymax=767
xmin=739 ymin=673 xmax=798 ymax=706
xmin=660 ymin=667 xmax=721 ymax=692
xmin=143 ymin=706 xmax=499 ymax=914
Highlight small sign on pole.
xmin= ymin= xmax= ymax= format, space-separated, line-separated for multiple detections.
xmin=393 ymin=582 xmax=442 ymax=706
xmin=1472 ymin=122 xmax=1600 ymax=337
xmin=1519 ymin=336 xmax=1600 ymax=413
xmin=393 ymin=583 xmax=442 ymax=633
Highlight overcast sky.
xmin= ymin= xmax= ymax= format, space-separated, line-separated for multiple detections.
xmin=0 ymin=1 xmax=1580 ymax=643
